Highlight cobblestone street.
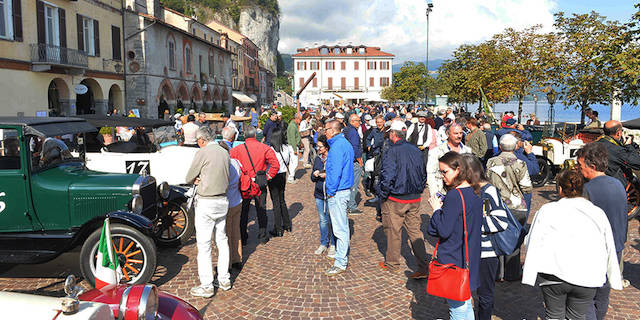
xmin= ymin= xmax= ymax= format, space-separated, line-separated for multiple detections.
xmin=2 ymin=167 xmax=640 ymax=319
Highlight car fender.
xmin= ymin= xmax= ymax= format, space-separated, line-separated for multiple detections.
xmin=168 ymin=185 xmax=190 ymax=203
xmin=107 ymin=211 xmax=154 ymax=235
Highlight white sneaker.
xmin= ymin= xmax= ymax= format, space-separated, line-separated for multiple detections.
xmin=327 ymin=245 xmax=336 ymax=259
xmin=314 ymin=245 xmax=328 ymax=255
xmin=190 ymin=285 xmax=214 ymax=298
xmin=288 ymin=179 xmax=297 ymax=184
xmin=214 ymin=279 xmax=232 ymax=291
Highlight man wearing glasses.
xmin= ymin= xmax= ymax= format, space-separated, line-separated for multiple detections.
xmin=323 ymin=120 xmax=354 ymax=276
xmin=345 ymin=113 xmax=364 ymax=214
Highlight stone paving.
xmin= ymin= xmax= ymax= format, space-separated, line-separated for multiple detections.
xmin=2 ymin=166 xmax=640 ymax=319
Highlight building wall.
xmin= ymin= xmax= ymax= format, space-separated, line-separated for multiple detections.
xmin=293 ymin=56 xmax=393 ymax=106
xmin=0 ymin=0 xmax=125 ymax=116
xmin=124 ymin=10 xmax=233 ymax=118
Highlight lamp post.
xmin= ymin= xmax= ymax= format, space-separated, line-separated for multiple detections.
xmin=533 ymin=94 xmax=538 ymax=119
xmin=546 ymin=89 xmax=557 ymax=133
xmin=424 ymin=2 xmax=433 ymax=108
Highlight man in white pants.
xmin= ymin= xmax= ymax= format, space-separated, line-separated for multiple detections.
xmin=185 ymin=126 xmax=231 ymax=298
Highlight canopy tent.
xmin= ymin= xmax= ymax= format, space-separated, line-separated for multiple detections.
xmin=232 ymin=92 xmax=256 ymax=104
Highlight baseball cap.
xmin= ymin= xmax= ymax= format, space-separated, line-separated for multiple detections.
xmin=364 ymin=114 xmax=372 ymax=121
xmin=335 ymin=113 xmax=344 ymax=119
xmin=506 ymin=118 xmax=517 ymax=125
xmin=174 ymin=113 xmax=181 ymax=119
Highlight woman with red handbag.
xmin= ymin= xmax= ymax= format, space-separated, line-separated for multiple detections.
xmin=427 ymin=151 xmax=483 ymax=320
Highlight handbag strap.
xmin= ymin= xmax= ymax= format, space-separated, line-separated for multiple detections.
xmin=243 ymin=143 xmax=257 ymax=174
xmin=431 ymin=188 xmax=470 ymax=269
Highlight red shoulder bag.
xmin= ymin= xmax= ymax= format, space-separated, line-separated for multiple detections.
xmin=426 ymin=188 xmax=471 ymax=301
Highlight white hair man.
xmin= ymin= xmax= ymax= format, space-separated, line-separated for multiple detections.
xmin=426 ymin=123 xmax=472 ymax=197
xmin=218 ymin=125 xmax=243 ymax=271
xmin=185 ymin=126 xmax=232 ymax=297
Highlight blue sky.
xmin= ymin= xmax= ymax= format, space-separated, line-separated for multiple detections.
xmin=556 ymin=0 xmax=635 ymax=23
xmin=278 ymin=0 xmax=638 ymax=63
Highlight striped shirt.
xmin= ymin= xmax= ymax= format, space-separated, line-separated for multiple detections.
xmin=480 ymin=184 xmax=509 ymax=258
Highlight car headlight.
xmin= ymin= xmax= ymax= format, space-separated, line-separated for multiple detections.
xmin=119 ymin=284 xmax=158 ymax=320
xmin=157 ymin=182 xmax=170 ymax=199
xmin=131 ymin=195 xmax=143 ymax=215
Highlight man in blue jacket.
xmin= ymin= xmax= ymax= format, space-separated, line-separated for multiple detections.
xmin=345 ymin=114 xmax=364 ymax=214
xmin=496 ymin=118 xmax=532 ymax=142
xmin=376 ymin=120 xmax=429 ymax=279
xmin=324 ymin=120 xmax=355 ymax=276
xmin=262 ymin=111 xmax=279 ymax=145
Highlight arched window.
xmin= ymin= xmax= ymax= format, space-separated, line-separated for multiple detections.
xmin=185 ymin=44 xmax=192 ymax=73
xmin=168 ymin=39 xmax=176 ymax=70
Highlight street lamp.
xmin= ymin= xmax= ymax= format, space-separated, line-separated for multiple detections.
xmin=546 ymin=89 xmax=557 ymax=132
xmin=424 ymin=2 xmax=433 ymax=108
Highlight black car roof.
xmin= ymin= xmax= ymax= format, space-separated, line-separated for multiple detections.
xmin=0 ymin=117 xmax=97 ymax=136
xmin=77 ymin=115 xmax=174 ymax=129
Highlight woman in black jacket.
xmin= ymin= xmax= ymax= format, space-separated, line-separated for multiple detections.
xmin=310 ymin=135 xmax=335 ymax=257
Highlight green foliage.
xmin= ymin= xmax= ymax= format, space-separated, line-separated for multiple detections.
xmin=257 ymin=105 xmax=295 ymax=129
xmin=160 ymin=0 xmax=279 ymax=23
xmin=99 ymin=127 xmax=115 ymax=135
xmin=258 ymin=112 xmax=269 ymax=129
xmin=275 ymin=76 xmax=292 ymax=96
xmin=386 ymin=62 xmax=437 ymax=103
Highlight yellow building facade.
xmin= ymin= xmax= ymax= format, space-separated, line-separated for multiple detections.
xmin=0 ymin=0 xmax=125 ymax=116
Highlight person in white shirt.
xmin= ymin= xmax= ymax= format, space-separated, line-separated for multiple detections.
xmin=298 ymin=112 xmax=313 ymax=168
xmin=522 ymin=169 xmax=622 ymax=320
xmin=182 ymin=115 xmax=200 ymax=147
xmin=222 ymin=112 xmax=238 ymax=138
xmin=427 ymin=122 xmax=472 ymax=197
xmin=446 ymin=107 xmax=456 ymax=121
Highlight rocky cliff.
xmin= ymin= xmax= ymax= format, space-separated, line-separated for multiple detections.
xmin=238 ymin=6 xmax=279 ymax=74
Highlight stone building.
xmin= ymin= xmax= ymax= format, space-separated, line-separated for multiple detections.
xmin=0 ymin=0 xmax=125 ymax=117
xmin=124 ymin=0 xmax=233 ymax=118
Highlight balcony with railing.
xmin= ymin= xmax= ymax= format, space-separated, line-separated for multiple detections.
xmin=321 ymin=86 xmax=365 ymax=93
xmin=30 ymin=43 xmax=88 ymax=71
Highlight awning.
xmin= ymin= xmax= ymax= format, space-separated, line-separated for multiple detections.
xmin=232 ymin=92 xmax=256 ymax=104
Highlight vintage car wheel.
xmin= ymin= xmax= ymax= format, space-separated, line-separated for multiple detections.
xmin=626 ymin=181 xmax=640 ymax=220
xmin=80 ymin=223 xmax=157 ymax=286
xmin=155 ymin=201 xmax=195 ymax=247
xmin=531 ymin=156 xmax=551 ymax=187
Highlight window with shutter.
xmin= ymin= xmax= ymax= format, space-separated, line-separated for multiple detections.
xmin=354 ymin=77 xmax=359 ymax=90
xmin=168 ymin=40 xmax=175 ymax=70
xmin=341 ymin=61 xmax=345 ymax=70
xmin=0 ymin=0 xmax=12 ymax=40
xmin=111 ymin=26 xmax=120 ymax=60
xmin=328 ymin=77 xmax=332 ymax=90
xmin=341 ymin=77 xmax=345 ymax=89
xmin=185 ymin=44 xmax=192 ymax=73
xmin=354 ymin=61 xmax=359 ymax=70
xmin=208 ymin=54 xmax=214 ymax=76
xmin=299 ymin=77 xmax=304 ymax=88
xmin=93 ymin=20 xmax=99 ymax=56
xmin=304 ymin=61 xmax=307 ymax=70
xmin=369 ymin=77 xmax=374 ymax=87
xmin=312 ymin=78 xmax=317 ymax=88
xmin=11 ymin=0 xmax=21 ymax=41
xmin=58 ymin=9 xmax=66 ymax=48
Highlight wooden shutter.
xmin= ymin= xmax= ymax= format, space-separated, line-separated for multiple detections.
xmin=354 ymin=61 xmax=358 ymax=70
xmin=341 ymin=77 xmax=345 ymax=89
xmin=374 ymin=62 xmax=377 ymax=70
xmin=328 ymin=77 xmax=332 ymax=89
xmin=354 ymin=77 xmax=359 ymax=89
xmin=299 ymin=77 xmax=304 ymax=88
xmin=36 ymin=1 xmax=45 ymax=44
xmin=370 ymin=77 xmax=374 ymax=87
xmin=77 ymin=14 xmax=84 ymax=51
xmin=94 ymin=20 xmax=100 ymax=56
xmin=312 ymin=78 xmax=317 ymax=87
xmin=12 ymin=0 xmax=22 ymax=41
xmin=111 ymin=26 xmax=121 ymax=60
xmin=341 ymin=61 xmax=345 ymax=70
xmin=59 ymin=9 xmax=66 ymax=48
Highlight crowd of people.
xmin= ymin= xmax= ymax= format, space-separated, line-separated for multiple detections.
xmin=180 ymin=102 xmax=639 ymax=320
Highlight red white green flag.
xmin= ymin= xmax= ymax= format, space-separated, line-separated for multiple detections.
xmin=94 ymin=217 xmax=121 ymax=289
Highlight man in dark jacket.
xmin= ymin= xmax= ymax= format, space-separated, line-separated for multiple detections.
xmin=262 ymin=111 xmax=279 ymax=145
xmin=345 ymin=114 xmax=364 ymax=214
xmin=595 ymin=120 xmax=640 ymax=187
xmin=376 ymin=120 xmax=429 ymax=279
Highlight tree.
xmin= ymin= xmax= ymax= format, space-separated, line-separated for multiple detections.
xmin=380 ymin=86 xmax=399 ymax=103
xmin=493 ymin=26 xmax=545 ymax=123
xmin=554 ymin=12 xmax=630 ymax=124
xmin=274 ymin=76 xmax=293 ymax=96
xmin=392 ymin=62 xmax=430 ymax=103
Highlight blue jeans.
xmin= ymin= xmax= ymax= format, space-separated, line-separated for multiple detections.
xmin=315 ymin=198 xmax=335 ymax=247
xmin=447 ymin=298 xmax=475 ymax=320
xmin=327 ymin=189 xmax=350 ymax=269
xmin=348 ymin=162 xmax=363 ymax=210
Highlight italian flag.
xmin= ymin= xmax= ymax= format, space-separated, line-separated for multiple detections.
xmin=94 ymin=218 xmax=122 ymax=289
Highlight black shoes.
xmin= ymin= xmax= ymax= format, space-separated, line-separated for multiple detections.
xmin=269 ymin=229 xmax=284 ymax=237
xmin=284 ymin=226 xmax=292 ymax=233
xmin=231 ymin=262 xmax=243 ymax=271
xmin=258 ymin=229 xmax=269 ymax=244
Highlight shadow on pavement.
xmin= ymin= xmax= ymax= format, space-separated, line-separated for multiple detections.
xmin=152 ymin=246 xmax=190 ymax=287
xmin=537 ymin=189 xmax=560 ymax=202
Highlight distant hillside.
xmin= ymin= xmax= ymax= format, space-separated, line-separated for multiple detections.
xmin=281 ymin=53 xmax=293 ymax=74
xmin=392 ymin=59 xmax=444 ymax=73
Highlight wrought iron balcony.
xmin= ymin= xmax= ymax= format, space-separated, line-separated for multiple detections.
xmin=30 ymin=43 xmax=88 ymax=69
xmin=321 ymin=86 xmax=365 ymax=93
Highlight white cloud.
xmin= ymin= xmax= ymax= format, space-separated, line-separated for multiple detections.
xmin=278 ymin=0 xmax=557 ymax=63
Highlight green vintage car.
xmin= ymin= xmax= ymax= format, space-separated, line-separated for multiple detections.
xmin=0 ymin=117 xmax=160 ymax=285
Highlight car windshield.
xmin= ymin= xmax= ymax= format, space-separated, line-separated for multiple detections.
xmin=28 ymin=134 xmax=84 ymax=171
